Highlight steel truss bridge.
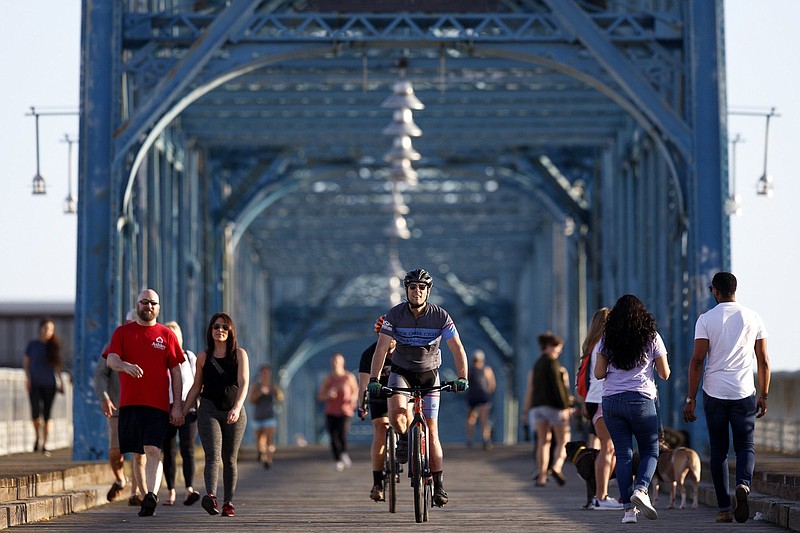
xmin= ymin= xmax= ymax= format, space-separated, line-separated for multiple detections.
xmin=74 ymin=0 xmax=728 ymax=457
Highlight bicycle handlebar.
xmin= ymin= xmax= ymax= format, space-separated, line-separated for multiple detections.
xmin=380 ymin=381 xmax=456 ymax=397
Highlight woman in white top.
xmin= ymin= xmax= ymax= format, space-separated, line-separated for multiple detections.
xmin=580 ymin=307 xmax=622 ymax=510
xmin=162 ymin=322 xmax=201 ymax=506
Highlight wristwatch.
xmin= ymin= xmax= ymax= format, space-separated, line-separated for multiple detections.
xmin=685 ymin=397 xmax=696 ymax=404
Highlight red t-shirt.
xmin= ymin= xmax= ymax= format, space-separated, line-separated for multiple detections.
xmin=104 ymin=322 xmax=184 ymax=412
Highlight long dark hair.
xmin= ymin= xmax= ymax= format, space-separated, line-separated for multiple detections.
xmin=205 ymin=312 xmax=239 ymax=361
xmin=41 ymin=318 xmax=61 ymax=369
xmin=602 ymin=294 xmax=657 ymax=371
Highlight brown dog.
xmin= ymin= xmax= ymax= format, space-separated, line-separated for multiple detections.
xmin=653 ymin=442 xmax=701 ymax=509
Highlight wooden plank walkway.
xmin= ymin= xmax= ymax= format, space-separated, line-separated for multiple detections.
xmin=10 ymin=444 xmax=786 ymax=532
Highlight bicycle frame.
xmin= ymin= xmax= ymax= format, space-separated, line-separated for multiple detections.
xmin=381 ymin=382 xmax=454 ymax=523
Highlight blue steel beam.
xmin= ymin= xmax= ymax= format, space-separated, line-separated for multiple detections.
xmin=679 ymin=0 xmax=728 ymax=448
xmin=116 ymin=0 xmax=262 ymax=208
xmin=542 ymin=0 xmax=691 ymax=159
xmin=122 ymin=11 xmax=679 ymax=44
xmin=74 ymin=0 xmax=117 ymax=461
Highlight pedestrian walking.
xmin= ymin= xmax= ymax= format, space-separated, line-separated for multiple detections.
xmin=595 ymin=294 xmax=671 ymax=524
xmin=319 ymin=352 xmax=358 ymax=472
xmin=105 ymin=289 xmax=186 ymax=517
xmin=183 ymin=312 xmax=250 ymax=517
xmin=683 ymin=272 xmax=771 ymax=524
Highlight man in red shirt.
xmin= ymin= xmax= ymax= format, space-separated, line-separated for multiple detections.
xmin=105 ymin=289 xmax=185 ymax=517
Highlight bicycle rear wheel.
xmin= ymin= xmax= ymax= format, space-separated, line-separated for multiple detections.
xmin=386 ymin=428 xmax=397 ymax=513
xmin=410 ymin=425 xmax=424 ymax=523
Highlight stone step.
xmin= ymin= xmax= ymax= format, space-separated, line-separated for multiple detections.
xmin=0 ymin=462 xmax=108 ymax=504
xmin=0 ymin=484 xmax=109 ymax=529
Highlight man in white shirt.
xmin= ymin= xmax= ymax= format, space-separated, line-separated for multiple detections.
xmin=683 ymin=272 xmax=771 ymax=524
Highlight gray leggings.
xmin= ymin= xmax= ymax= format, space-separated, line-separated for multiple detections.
xmin=197 ymin=399 xmax=247 ymax=502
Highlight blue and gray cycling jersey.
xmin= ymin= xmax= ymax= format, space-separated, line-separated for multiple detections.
xmin=380 ymin=302 xmax=458 ymax=372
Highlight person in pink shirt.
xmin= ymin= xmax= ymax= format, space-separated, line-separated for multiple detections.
xmin=318 ymin=352 xmax=358 ymax=471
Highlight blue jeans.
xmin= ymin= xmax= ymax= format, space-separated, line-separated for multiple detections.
xmin=602 ymin=392 xmax=659 ymax=509
xmin=703 ymin=391 xmax=756 ymax=511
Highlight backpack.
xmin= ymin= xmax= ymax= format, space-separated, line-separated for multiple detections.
xmin=576 ymin=354 xmax=591 ymax=398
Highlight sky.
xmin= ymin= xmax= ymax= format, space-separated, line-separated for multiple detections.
xmin=0 ymin=1 xmax=797 ymax=370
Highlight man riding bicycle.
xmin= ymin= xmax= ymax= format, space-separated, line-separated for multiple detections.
xmin=369 ymin=268 xmax=469 ymax=507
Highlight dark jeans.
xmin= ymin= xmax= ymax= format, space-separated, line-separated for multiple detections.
xmin=602 ymin=391 xmax=659 ymax=508
xmin=703 ymin=391 xmax=756 ymax=511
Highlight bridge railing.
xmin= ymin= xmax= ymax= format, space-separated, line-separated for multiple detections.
xmin=754 ymin=371 xmax=800 ymax=455
xmin=0 ymin=369 xmax=72 ymax=456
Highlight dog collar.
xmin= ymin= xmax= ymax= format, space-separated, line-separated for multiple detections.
xmin=571 ymin=445 xmax=587 ymax=464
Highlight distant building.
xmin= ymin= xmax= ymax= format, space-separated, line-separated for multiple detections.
xmin=0 ymin=302 xmax=74 ymax=371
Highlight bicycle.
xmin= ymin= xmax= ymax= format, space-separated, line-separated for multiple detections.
xmin=379 ymin=381 xmax=455 ymax=523
xmin=359 ymin=391 xmax=401 ymax=513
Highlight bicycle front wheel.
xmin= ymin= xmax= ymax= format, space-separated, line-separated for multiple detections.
xmin=410 ymin=425 xmax=425 ymax=523
xmin=386 ymin=428 xmax=397 ymax=513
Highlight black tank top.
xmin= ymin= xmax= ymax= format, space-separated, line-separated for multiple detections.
xmin=200 ymin=353 xmax=239 ymax=411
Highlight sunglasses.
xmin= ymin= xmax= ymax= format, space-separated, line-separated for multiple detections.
xmin=407 ymin=283 xmax=429 ymax=291
xmin=213 ymin=323 xmax=230 ymax=331
xmin=138 ymin=299 xmax=160 ymax=306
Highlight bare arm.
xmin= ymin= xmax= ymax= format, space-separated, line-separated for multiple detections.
xmin=445 ymin=335 xmax=469 ymax=379
xmin=228 ymin=348 xmax=250 ymax=424
xmin=369 ymin=333 xmax=393 ymax=379
xmin=106 ymin=352 xmax=143 ymax=378
xmin=94 ymin=357 xmax=116 ymax=417
xmin=521 ymin=369 xmax=534 ymax=415
xmin=682 ymin=338 xmax=708 ymax=422
xmin=655 ymin=353 xmax=671 ymax=380
xmin=485 ymin=365 xmax=497 ymax=394
xmin=755 ymin=338 xmax=771 ymax=418
xmin=169 ymin=365 xmax=185 ymax=426
xmin=348 ymin=372 xmax=359 ymax=410
xmin=594 ymin=353 xmax=609 ymax=379
xmin=23 ymin=354 xmax=31 ymax=392
xmin=357 ymin=372 xmax=370 ymax=411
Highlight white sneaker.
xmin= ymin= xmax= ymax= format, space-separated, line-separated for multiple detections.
xmin=335 ymin=461 xmax=345 ymax=472
xmin=622 ymin=508 xmax=639 ymax=524
xmin=341 ymin=453 xmax=352 ymax=468
xmin=631 ymin=488 xmax=658 ymax=520
xmin=593 ymin=496 xmax=624 ymax=510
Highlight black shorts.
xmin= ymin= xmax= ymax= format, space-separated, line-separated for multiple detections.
xmin=468 ymin=398 xmax=492 ymax=410
xmin=391 ymin=364 xmax=438 ymax=389
xmin=368 ymin=398 xmax=389 ymax=420
xmin=585 ymin=402 xmax=599 ymax=435
xmin=29 ymin=385 xmax=57 ymax=420
xmin=118 ymin=405 xmax=170 ymax=454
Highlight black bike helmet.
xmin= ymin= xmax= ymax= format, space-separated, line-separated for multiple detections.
xmin=403 ymin=268 xmax=433 ymax=289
